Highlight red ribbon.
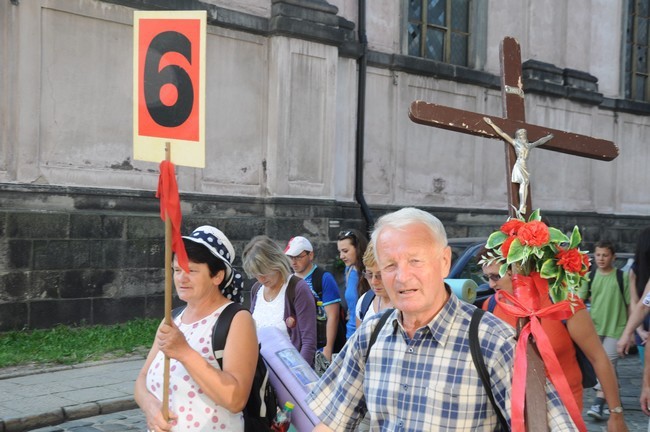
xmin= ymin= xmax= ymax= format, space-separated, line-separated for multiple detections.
xmin=496 ymin=273 xmax=586 ymax=432
xmin=156 ymin=160 xmax=189 ymax=273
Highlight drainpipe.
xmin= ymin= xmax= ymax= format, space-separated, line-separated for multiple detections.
xmin=355 ymin=0 xmax=373 ymax=233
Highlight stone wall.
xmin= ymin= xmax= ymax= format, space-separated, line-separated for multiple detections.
xmin=1 ymin=184 xmax=647 ymax=332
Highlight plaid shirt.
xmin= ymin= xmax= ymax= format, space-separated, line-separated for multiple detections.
xmin=307 ymin=291 xmax=577 ymax=431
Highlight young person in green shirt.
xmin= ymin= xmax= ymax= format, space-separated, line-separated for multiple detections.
xmin=579 ymin=240 xmax=630 ymax=421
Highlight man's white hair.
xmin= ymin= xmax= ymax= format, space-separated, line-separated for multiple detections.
xmin=370 ymin=207 xmax=448 ymax=250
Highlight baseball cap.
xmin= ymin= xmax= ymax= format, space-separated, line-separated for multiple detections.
xmin=284 ymin=236 xmax=313 ymax=256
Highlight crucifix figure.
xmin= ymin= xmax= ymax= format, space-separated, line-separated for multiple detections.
xmin=408 ymin=37 xmax=619 ymax=431
xmin=483 ymin=117 xmax=554 ymax=215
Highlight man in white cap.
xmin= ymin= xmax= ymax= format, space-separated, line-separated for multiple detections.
xmin=285 ymin=236 xmax=344 ymax=363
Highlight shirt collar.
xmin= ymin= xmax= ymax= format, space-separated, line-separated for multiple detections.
xmin=392 ymin=284 xmax=457 ymax=346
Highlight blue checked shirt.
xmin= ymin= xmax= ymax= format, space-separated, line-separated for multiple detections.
xmin=307 ymin=291 xmax=577 ymax=431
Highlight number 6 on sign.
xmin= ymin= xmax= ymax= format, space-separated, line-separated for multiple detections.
xmin=133 ymin=11 xmax=206 ymax=168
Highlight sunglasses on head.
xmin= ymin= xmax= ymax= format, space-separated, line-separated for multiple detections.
xmin=337 ymin=230 xmax=356 ymax=241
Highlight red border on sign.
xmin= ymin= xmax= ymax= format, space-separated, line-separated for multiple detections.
xmin=138 ymin=18 xmax=201 ymax=142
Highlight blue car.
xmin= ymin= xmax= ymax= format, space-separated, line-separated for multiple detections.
xmin=448 ymin=237 xmax=492 ymax=307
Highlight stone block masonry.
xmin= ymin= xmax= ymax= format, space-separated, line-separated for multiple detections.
xmin=0 ymin=184 xmax=647 ymax=332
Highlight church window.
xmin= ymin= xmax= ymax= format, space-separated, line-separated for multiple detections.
xmin=625 ymin=0 xmax=650 ymax=101
xmin=407 ymin=0 xmax=471 ymax=66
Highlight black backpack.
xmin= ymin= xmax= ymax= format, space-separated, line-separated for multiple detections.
xmin=172 ymin=303 xmax=277 ymax=431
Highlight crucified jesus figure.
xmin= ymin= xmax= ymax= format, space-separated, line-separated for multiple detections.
xmin=484 ymin=117 xmax=554 ymax=215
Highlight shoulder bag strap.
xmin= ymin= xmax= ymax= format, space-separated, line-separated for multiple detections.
xmin=365 ymin=308 xmax=393 ymax=363
xmin=469 ymin=308 xmax=509 ymax=431
xmin=212 ymin=302 xmax=246 ymax=369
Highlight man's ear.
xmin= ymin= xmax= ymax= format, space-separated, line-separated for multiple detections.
xmin=441 ymin=245 xmax=452 ymax=278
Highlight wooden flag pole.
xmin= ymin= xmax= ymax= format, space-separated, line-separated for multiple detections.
xmin=162 ymin=142 xmax=172 ymax=421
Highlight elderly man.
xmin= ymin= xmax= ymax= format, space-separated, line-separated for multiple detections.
xmin=307 ymin=207 xmax=576 ymax=431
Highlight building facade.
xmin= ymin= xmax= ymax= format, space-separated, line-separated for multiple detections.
xmin=1 ymin=0 xmax=649 ymax=330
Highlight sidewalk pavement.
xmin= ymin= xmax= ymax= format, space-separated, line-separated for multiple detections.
xmin=0 ymin=357 xmax=144 ymax=432
xmin=0 ymin=353 xmax=648 ymax=431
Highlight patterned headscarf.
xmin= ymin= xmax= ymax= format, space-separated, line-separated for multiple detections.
xmin=183 ymin=225 xmax=244 ymax=304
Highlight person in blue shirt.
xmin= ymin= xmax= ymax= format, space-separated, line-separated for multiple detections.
xmin=336 ymin=229 xmax=369 ymax=339
xmin=285 ymin=235 xmax=344 ymax=361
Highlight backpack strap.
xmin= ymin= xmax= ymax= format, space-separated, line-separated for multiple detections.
xmin=587 ymin=267 xmax=597 ymax=299
xmin=469 ymin=308 xmax=509 ymax=431
xmin=359 ymin=291 xmax=376 ymax=321
xmin=212 ymin=302 xmax=247 ymax=367
xmin=486 ymin=295 xmax=497 ymax=313
xmin=365 ymin=308 xmax=394 ymax=363
xmin=285 ymin=275 xmax=299 ymax=316
xmin=616 ymin=269 xmax=627 ymax=305
xmin=311 ymin=266 xmax=325 ymax=300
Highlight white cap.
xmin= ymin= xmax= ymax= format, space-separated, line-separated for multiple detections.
xmin=284 ymin=236 xmax=313 ymax=256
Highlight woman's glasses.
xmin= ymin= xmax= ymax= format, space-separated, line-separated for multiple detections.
xmin=481 ymin=273 xmax=501 ymax=283
xmin=362 ymin=271 xmax=381 ymax=282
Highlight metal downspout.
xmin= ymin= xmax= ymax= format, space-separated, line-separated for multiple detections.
xmin=355 ymin=0 xmax=373 ymax=233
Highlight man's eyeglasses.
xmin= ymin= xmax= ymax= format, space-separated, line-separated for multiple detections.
xmin=288 ymin=251 xmax=309 ymax=261
xmin=362 ymin=271 xmax=381 ymax=282
xmin=481 ymin=273 xmax=501 ymax=283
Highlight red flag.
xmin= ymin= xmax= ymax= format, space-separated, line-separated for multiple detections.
xmin=156 ymin=160 xmax=190 ymax=273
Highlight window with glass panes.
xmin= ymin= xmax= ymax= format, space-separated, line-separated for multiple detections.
xmin=407 ymin=0 xmax=470 ymax=66
xmin=625 ymin=0 xmax=650 ymax=101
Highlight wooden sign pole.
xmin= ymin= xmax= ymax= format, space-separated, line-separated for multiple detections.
xmin=162 ymin=142 xmax=172 ymax=421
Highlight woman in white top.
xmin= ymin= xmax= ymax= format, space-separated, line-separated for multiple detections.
xmin=356 ymin=242 xmax=393 ymax=327
xmin=243 ymin=235 xmax=317 ymax=366
xmin=134 ymin=226 xmax=257 ymax=432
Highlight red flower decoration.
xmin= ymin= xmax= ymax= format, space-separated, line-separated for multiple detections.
xmin=501 ymin=219 xmax=525 ymax=236
xmin=556 ymin=247 xmax=584 ymax=273
xmin=517 ymin=221 xmax=550 ymax=247
xmin=502 ymin=236 xmax=516 ymax=258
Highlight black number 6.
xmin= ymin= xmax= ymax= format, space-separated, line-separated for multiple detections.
xmin=144 ymin=31 xmax=194 ymax=128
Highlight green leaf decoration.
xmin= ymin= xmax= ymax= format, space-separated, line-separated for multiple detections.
xmin=486 ymin=231 xmax=507 ymax=249
xmin=549 ymin=227 xmax=569 ymax=244
xmin=569 ymin=225 xmax=582 ymax=249
xmin=540 ymin=258 xmax=559 ymax=279
xmin=499 ymin=262 xmax=508 ymax=277
xmin=507 ymin=238 xmax=525 ymax=264
xmin=529 ymin=209 xmax=542 ymax=222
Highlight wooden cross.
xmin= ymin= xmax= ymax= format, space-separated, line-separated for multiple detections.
xmin=408 ymin=37 xmax=619 ymax=431
xmin=409 ymin=37 xmax=618 ymax=219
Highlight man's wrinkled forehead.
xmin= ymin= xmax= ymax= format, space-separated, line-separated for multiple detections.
xmin=374 ymin=224 xmax=444 ymax=261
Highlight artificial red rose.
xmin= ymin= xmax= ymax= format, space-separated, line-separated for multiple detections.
xmin=500 ymin=219 xmax=525 ymax=236
xmin=556 ymin=247 xmax=584 ymax=273
xmin=501 ymin=236 xmax=516 ymax=258
xmin=516 ymin=220 xmax=550 ymax=247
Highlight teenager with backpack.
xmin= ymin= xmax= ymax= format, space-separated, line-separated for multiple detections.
xmin=284 ymin=236 xmax=345 ymax=362
xmin=578 ymin=240 xmax=631 ymax=422
xmin=135 ymin=226 xmax=258 ymax=432
xmin=480 ymin=245 xmax=628 ymax=430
